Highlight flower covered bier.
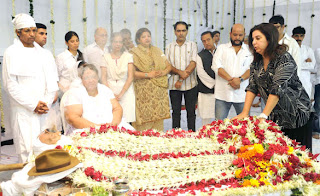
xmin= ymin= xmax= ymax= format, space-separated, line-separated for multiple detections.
xmin=68 ymin=117 xmax=320 ymax=195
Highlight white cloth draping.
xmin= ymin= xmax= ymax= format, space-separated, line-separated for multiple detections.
xmin=12 ymin=13 xmax=36 ymax=29
xmin=101 ymin=52 xmax=136 ymax=122
xmin=2 ymin=38 xmax=58 ymax=162
xmin=1 ymin=162 xmax=81 ymax=196
xmin=212 ymin=42 xmax=252 ymax=103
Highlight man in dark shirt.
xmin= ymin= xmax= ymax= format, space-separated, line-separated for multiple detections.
xmin=197 ymin=31 xmax=216 ymax=125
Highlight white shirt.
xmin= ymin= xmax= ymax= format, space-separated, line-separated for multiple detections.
xmin=166 ymin=40 xmax=198 ymax=91
xmin=55 ymin=49 xmax=79 ymax=92
xmin=279 ymin=33 xmax=302 ymax=78
xmin=2 ymin=38 xmax=58 ymax=159
xmin=314 ymin=48 xmax=320 ymax=84
xmin=83 ymin=42 xmax=108 ymax=78
xmin=299 ymin=44 xmax=315 ymax=97
xmin=212 ymin=42 xmax=252 ymax=102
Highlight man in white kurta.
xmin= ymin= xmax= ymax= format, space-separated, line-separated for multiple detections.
xmin=197 ymin=31 xmax=216 ymax=126
xmin=292 ymin=26 xmax=316 ymax=98
xmin=269 ymin=15 xmax=302 ymax=78
xmin=83 ymin=27 xmax=108 ymax=78
xmin=212 ymin=24 xmax=253 ymax=120
xmin=2 ymin=14 xmax=58 ymax=162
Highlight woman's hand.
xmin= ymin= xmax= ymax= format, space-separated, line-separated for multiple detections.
xmin=147 ymin=70 xmax=162 ymax=78
xmin=115 ymin=93 xmax=123 ymax=101
xmin=231 ymin=112 xmax=249 ymax=121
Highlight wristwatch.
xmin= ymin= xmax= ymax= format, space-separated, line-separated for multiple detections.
xmin=258 ymin=113 xmax=268 ymax=119
xmin=178 ymin=78 xmax=183 ymax=82
xmin=145 ymin=73 xmax=148 ymax=78
xmin=239 ymin=76 xmax=244 ymax=82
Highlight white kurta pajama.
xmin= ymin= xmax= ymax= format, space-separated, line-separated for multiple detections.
xmin=101 ymin=52 xmax=136 ymax=123
xmin=196 ymin=55 xmax=215 ymax=121
xmin=2 ymin=39 xmax=58 ymax=162
xmin=299 ymin=44 xmax=316 ymax=98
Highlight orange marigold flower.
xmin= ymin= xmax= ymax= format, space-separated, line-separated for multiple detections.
xmin=242 ymin=179 xmax=251 ymax=187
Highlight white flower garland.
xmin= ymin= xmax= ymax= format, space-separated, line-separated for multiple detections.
xmin=123 ymin=0 xmax=126 ymax=28
xmin=145 ymin=0 xmax=148 ymax=25
xmin=251 ymin=0 xmax=255 ymax=26
xmin=83 ymin=0 xmax=87 ymax=47
xmin=154 ymin=0 xmax=158 ymax=46
xmin=298 ymin=0 xmax=301 ymax=25
xmin=286 ymin=0 xmax=289 ymax=28
xmin=310 ymin=0 xmax=315 ymax=47
xmin=12 ymin=0 xmax=16 ymax=38
xmin=50 ymin=0 xmax=55 ymax=56
xmin=211 ymin=0 xmax=215 ymax=28
xmin=243 ymin=0 xmax=246 ymax=25
xmin=179 ymin=0 xmax=182 ymax=21
xmin=237 ymin=0 xmax=240 ymax=23
xmin=200 ymin=0 xmax=203 ymax=26
xmin=215 ymin=0 xmax=219 ymax=31
xmin=193 ymin=0 xmax=197 ymax=42
xmin=220 ymin=0 xmax=225 ymax=39
xmin=134 ymin=1 xmax=138 ymax=36
xmin=67 ymin=0 xmax=71 ymax=31
xmin=263 ymin=0 xmax=266 ymax=22
xmin=187 ymin=0 xmax=190 ymax=40
xmin=94 ymin=0 xmax=98 ymax=28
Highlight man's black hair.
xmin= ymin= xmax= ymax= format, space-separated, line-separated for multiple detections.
xmin=36 ymin=23 xmax=47 ymax=29
xmin=174 ymin=21 xmax=188 ymax=31
xmin=269 ymin=15 xmax=285 ymax=25
xmin=292 ymin=26 xmax=306 ymax=35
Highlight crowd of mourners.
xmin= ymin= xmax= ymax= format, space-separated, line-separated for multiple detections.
xmin=3 ymin=13 xmax=320 ymax=162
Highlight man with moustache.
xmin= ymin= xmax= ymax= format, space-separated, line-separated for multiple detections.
xmin=269 ymin=15 xmax=302 ymax=78
xmin=166 ymin=21 xmax=198 ymax=131
xmin=83 ymin=27 xmax=108 ymax=78
xmin=212 ymin=24 xmax=253 ymax=120
xmin=197 ymin=31 xmax=216 ymax=125
xmin=292 ymin=26 xmax=315 ymax=98
xmin=2 ymin=14 xmax=58 ymax=162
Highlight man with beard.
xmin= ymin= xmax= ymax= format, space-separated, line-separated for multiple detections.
xmin=292 ymin=26 xmax=315 ymax=98
xmin=212 ymin=24 xmax=253 ymax=120
xmin=83 ymin=27 xmax=108 ymax=79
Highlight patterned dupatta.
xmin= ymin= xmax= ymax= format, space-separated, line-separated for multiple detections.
xmin=131 ymin=45 xmax=168 ymax=88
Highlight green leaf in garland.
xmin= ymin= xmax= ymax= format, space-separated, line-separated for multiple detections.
xmin=263 ymin=13 xmax=266 ymax=16
xmin=50 ymin=20 xmax=55 ymax=24
xmin=194 ymin=10 xmax=197 ymax=13
xmin=124 ymin=20 xmax=126 ymax=24
xmin=243 ymin=15 xmax=246 ymax=18
xmin=145 ymin=21 xmax=149 ymax=25
xmin=227 ymin=12 xmax=231 ymax=15
xmin=220 ymin=27 xmax=224 ymax=30
xmin=134 ymin=1 xmax=137 ymax=4
xmin=179 ymin=8 xmax=183 ymax=11
xmin=12 ymin=15 xmax=15 ymax=20
xmin=311 ymin=14 xmax=315 ymax=18
xmin=188 ymin=24 xmax=191 ymax=27
xmin=83 ymin=17 xmax=87 ymax=22
xmin=216 ymin=11 xmax=219 ymax=14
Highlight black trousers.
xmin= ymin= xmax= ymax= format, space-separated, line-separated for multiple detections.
xmin=282 ymin=113 xmax=313 ymax=151
xmin=169 ymin=87 xmax=198 ymax=131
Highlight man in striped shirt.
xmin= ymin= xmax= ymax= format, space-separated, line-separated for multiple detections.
xmin=166 ymin=21 xmax=198 ymax=131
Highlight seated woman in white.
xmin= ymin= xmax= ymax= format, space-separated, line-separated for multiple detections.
xmin=63 ymin=64 xmax=133 ymax=135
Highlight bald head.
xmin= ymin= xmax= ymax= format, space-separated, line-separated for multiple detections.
xmin=230 ymin=24 xmax=245 ymax=46
xmin=231 ymin=24 xmax=245 ymax=34
xmin=94 ymin=27 xmax=108 ymax=48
